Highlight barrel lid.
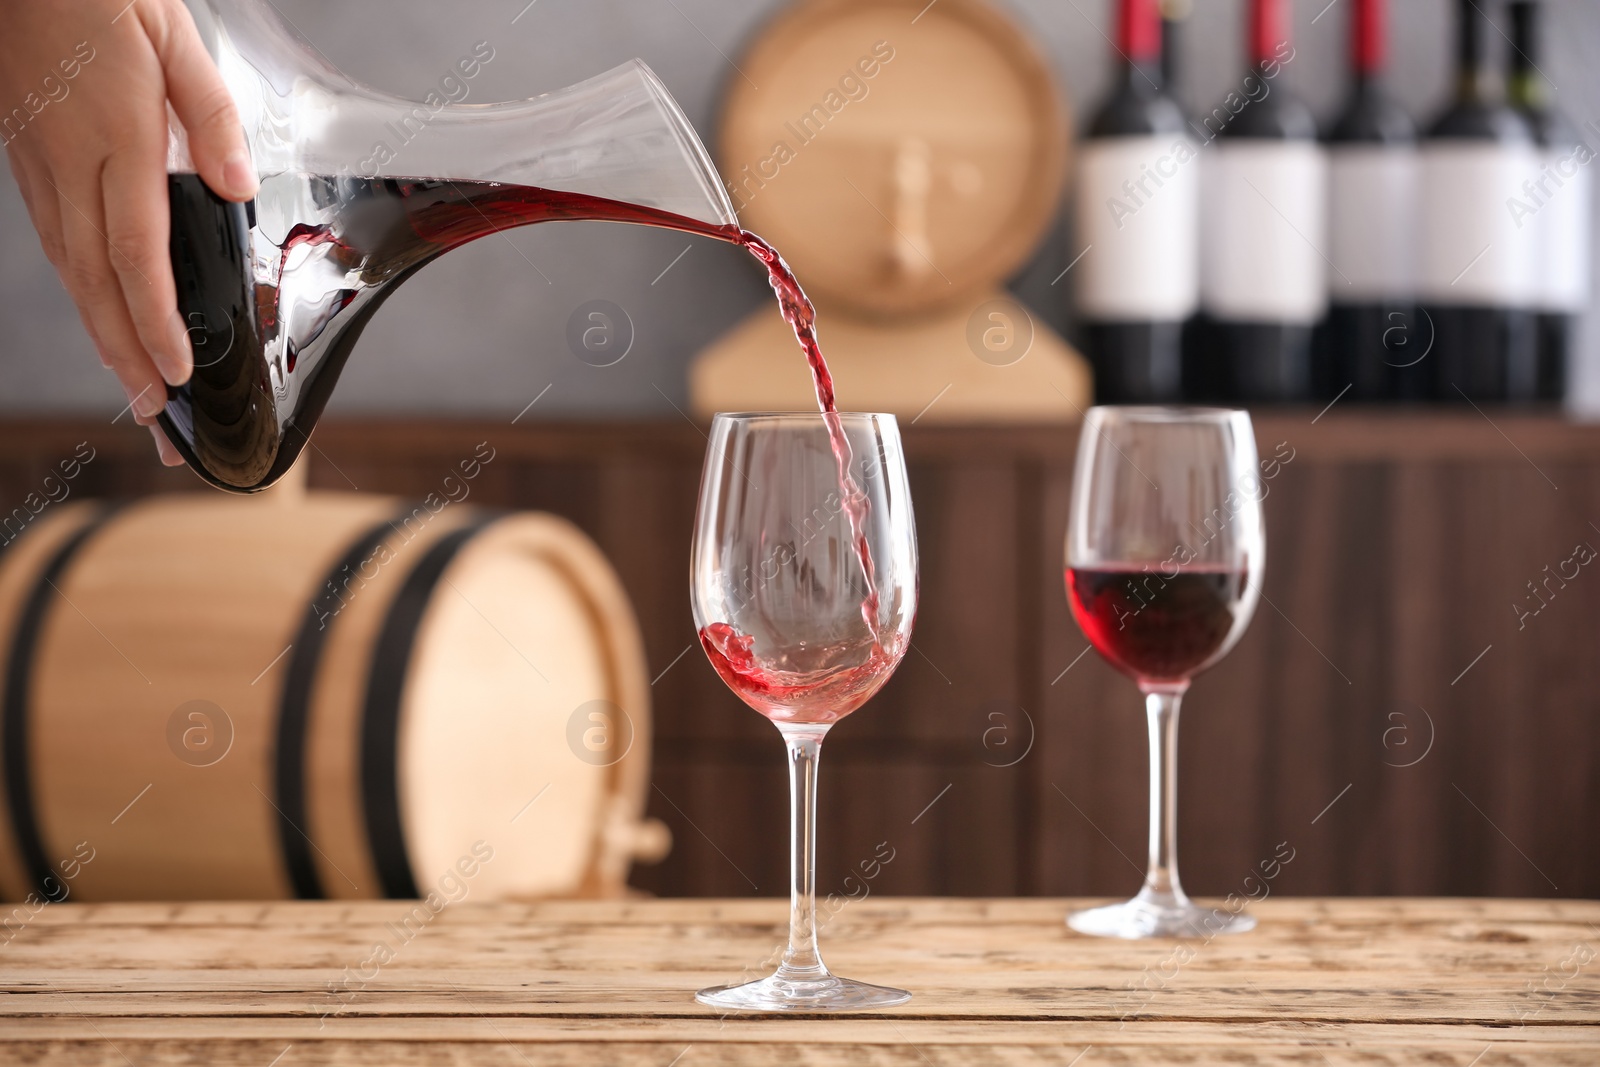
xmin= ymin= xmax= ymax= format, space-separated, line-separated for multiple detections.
xmin=718 ymin=0 xmax=1071 ymax=317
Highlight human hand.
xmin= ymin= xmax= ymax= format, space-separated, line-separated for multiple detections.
xmin=1 ymin=0 xmax=258 ymax=464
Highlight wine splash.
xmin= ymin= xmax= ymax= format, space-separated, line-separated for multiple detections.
xmin=698 ymin=622 xmax=901 ymax=724
xmin=168 ymin=173 xmax=886 ymax=718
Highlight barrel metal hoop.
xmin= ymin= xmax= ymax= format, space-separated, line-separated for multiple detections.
xmin=1 ymin=503 xmax=124 ymax=902
xmin=274 ymin=512 xmax=408 ymax=900
xmin=361 ymin=514 xmax=499 ymax=899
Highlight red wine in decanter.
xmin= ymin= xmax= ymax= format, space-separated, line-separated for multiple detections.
xmin=167 ymin=173 xmax=859 ymax=491
xmin=169 ymin=173 xmax=886 ymax=712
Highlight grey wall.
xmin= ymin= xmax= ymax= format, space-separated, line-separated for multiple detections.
xmin=3 ymin=0 xmax=1598 ymax=418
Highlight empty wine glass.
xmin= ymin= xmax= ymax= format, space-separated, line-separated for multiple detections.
xmin=691 ymin=412 xmax=917 ymax=1011
xmin=1064 ymin=407 xmax=1264 ymax=939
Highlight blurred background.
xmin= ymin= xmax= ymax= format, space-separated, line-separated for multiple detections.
xmin=5 ymin=0 xmax=1599 ymax=416
xmin=1 ymin=0 xmax=1597 ymax=908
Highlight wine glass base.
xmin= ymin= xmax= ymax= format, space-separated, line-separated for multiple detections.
xmin=696 ymin=972 xmax=912 ymax=1012
xmin=1067 ymin=897 xmax=1256 ymax=940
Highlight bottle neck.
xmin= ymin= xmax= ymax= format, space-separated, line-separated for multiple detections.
xmin=1507 ymin=1 xmax=1547 ymax=110
xmin=1159 ymin=0 xmax=1189 ymax=90
xmin=1250 ymin=0 xmax=1290 ymax=67
xmin=1343 ymin=68 xmax=1382 ymax=113
xmin=1160 ymin=16 xmax=1181 ymax=93
xmin=1117 ymin=0 xmax=1162 ymax=79
xmin=1455 ymin=0 xmax=1501 ymax=104
xmin=1507 ymin=68 xmax=1547 ymax=110
xmin=1115 ymin=56 xmax=1166 ymax=95
xmin=1351 ymin=0 xmax=1385 ymax=76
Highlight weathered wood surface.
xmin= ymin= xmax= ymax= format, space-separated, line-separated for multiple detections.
xmin=1 ymin=898 xmax=1596 ymax=1064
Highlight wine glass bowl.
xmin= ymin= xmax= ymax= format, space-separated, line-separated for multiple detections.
xmin=692 ymin=413 xmax=916 ymax=725
xmin=1064 ymin=406 xmax=1265 ymax=939
xmin=691 ymin=412 xmax=916 ymax=1010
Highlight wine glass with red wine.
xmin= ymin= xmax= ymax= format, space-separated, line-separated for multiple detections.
xmin=691 ymin=412 xmax=916 ymax=1011
xmin=1064 ymin=407 xmax=1264 ymax=939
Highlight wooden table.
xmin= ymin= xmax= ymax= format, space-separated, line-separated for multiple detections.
xmin=3 ymin=898 xmax=1597 ymax=1064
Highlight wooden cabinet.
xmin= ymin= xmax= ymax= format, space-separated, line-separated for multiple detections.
xmin=2 ymin=413 xmax=1595 ymax=899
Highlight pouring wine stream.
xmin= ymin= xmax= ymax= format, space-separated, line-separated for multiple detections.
xmin=167 ymin=174 xmax=886 ymax=704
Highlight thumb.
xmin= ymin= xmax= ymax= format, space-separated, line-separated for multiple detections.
xmin=156 ymin=2 xmax=257 ymax=201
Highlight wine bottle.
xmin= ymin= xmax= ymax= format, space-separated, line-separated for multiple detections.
xmin=1507 ymin=0 xmax=1593 ymax=403
xmin=1073 ymin=0 xmax=1199 ymax=403
xmin=1418 ymin=0 xmax=1540 ymax=402
xmin=1197 ymin=0 xmax=1326 ymax=403
xmin=1319 ymin=0 xmax=1420 ymax=402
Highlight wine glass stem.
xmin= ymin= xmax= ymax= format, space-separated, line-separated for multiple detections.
xmin=1141 ymin=688 xmax=1188 ymax=906
xmin=776 ymin=722 xmax=831 ymax=980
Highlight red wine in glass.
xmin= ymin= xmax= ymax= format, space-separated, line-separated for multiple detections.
xmin=1063 ymin=406 xmax=1264 ymax=940
xmin=698 ymin=621 xmax=903 ymax=725
xmin=690 ymin=412 xmax=916 ymax=1011
xmin=1065 ymin=564 xmax=1250 ymax=685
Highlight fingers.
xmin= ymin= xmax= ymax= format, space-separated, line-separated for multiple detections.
xmin=14 ymin=152 xmax=121 ymax=374
xmin=149 ymin=424 xmax=184 ymax=466
xmin=7 ymin=150 xmax=66 ymax=274
xmin=102 ymin=145 xmax=191 ymax=386
xmin=1 ymin=1 xmax=212 ymax=468
xmin=152 ymin=1 xmax=255 ymax=201
xmin=55 ymin=174 xmax=169 ymax=426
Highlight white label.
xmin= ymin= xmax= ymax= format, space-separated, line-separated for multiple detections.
xmin=1074 ymin=136 xmax=1201 ymax=321
xmin=1520 ymin=144 xmax=1594 ymax=312
xmin=1417 ymin=141 xmax=1540 ymax=305
xmin=1201 ymin=141 xmax=1328 ymax=322
xmin=1327 ymin=146 xmax=1417 ymax=301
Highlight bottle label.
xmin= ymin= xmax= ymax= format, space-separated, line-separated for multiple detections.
xmin=1200 ymin=141 xmax=1328 ymax=322
xmin=1074 ymin=135 xmax=1201 ymax=321
xmin=1522 ymin=146 xmax=1593 ymax=312
xmin=1327 ymin=146 xmax=1416 ymax=302
xmin=1417 ymin=141 xmax=1540 ymax=305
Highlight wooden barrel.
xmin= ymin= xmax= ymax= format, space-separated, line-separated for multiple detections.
xmin=0 ymin=491 xmax=667 ymax=903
